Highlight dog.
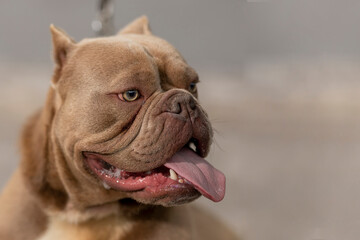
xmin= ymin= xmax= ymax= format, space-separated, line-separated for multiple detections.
xmin=0 ymin=16 xmax=238 ymax=240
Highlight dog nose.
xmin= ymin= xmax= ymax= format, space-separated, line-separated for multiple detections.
xmin=165 ymin=93 xmax=197 ymax=116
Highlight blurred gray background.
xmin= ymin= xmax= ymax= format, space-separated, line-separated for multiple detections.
xmin=2 ymin=0 xmax=360 ymax=240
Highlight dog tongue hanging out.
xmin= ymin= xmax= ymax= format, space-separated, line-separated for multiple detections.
xmin=0 ymin=16 xmax=237 ymax=240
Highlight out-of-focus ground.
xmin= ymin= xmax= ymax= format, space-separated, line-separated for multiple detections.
xmin=2 ymin=58 xmax=360 ymax=240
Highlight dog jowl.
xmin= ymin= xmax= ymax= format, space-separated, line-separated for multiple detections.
xmin=20 ymin=17 xmax=225 ymax=218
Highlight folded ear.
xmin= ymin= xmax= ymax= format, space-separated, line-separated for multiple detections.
xmin=118 ymin=16 xmax=152 ymax=35
xmin=50 ymin=24 xmax=76 ymax=68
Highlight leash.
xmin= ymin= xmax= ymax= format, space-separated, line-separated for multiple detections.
xmin=92 ymin=0 xmax=115 ymax=36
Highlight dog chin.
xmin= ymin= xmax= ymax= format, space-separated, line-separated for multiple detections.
xmin=128 ymin=186 xmax=201 ymax=207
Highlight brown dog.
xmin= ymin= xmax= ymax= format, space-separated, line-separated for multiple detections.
xmin=0 ymin=16 xmax=238 ymax=240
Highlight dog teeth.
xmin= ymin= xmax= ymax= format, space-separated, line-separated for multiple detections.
xmin=169 ymin=169 xmax=178 ymax=181
xmin=102 ymin=182 xmax=111 ymax=190
xmin=189 ymin=142 xmax=196 ymax=152
xmin=178 ymin=179 xmax=184 ymax=183
xmin=114 ymin=168 xmax=121 ymax=178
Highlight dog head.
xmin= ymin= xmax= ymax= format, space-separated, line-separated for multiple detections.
xmin=21 ymin=17 xmax=225 ymax=218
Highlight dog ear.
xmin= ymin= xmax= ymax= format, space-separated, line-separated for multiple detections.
xmin=118 ymin=16 xmax=152 ymax=35
xmin=50 ymin=25 xmax=76 ymax=68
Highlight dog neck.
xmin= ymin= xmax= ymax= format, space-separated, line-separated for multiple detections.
xmin=38 ymin=214 xmax=134 ymax=240
xmin=38 ymin=205 xmax=194 ymax=240
xmin=47 ymin=197 xmax=158 ymax=224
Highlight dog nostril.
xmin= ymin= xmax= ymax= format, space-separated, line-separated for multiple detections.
xmin=175 ymin=102 xmax=182 ymax=114
xmin=165 ymin=94 xmax=197 ymax=115
xmin=168 ymin=102 xmax=182 ymax=114
xmin=189 ymin=99 xmax=196 ymax=110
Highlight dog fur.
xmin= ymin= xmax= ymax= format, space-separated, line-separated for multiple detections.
xmin=0 ymin=16 xmax=238 ymax=240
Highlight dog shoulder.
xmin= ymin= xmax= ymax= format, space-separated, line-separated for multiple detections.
xmin=0 ymin=169 xmax=47 ymax=240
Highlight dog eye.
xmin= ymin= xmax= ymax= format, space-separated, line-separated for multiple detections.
xmin=189 ymin=82 xmax=197 ymax=93
xmin=119 ymin=90 xmax=140 ymax=102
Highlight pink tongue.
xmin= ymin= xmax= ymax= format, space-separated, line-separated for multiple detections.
xmin=164 ymin=148 xmax=226 ymax=202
